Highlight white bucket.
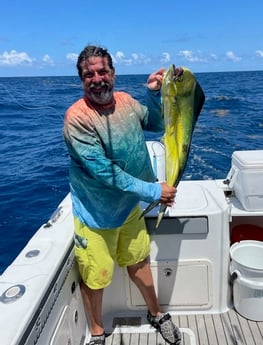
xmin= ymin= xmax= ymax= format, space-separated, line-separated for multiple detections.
xmin=230 ymin=240 xmax=263 ymax=321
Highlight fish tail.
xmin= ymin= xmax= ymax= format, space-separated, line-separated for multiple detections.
xmin=155 ymin=204 xmax=167 ymax=228
xmin=139 ymin=200 xmax=160 ymax=219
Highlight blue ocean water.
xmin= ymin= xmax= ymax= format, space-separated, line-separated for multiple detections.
xmin=0 ymin=71 xmax=262 ymax=274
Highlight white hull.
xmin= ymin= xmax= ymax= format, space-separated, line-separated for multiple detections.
xmin=1 ymin=145 xmax=263 ymax=345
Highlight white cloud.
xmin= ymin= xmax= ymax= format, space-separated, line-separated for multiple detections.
xmin=178 ymin=50 xmax=203 ymax=62
xmin=210 ymin=53 xmax=218 ymax=60
xmin=66 ymin=53 xmax=78 ymax=62
xmin=255 ymin=50 xmax=263 ymax=58
xmin=115 ymin=51 xmax=127 ymax=60
xmin=42 ymin=54 xmax=54 ymax=65
xmin=113 ymin=51 xmax=150 ymax=65
xmin=226 ymin=51 xmax=241 ymax=61
xmin=0 ymin=50 xmax=33 ymax=66
xmin=131 ymin=53 xmax=139 ymax=60
xmin=1 ymin=47 xmax=260 ymax=75
xmin=160 ymin=52 xmax=171 ymax=64
xmin=114 ymin=51 xmax=132 ymax=65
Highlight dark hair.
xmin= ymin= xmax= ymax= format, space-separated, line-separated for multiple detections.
xmin=77 ymin=45 xmax=114 ymax=79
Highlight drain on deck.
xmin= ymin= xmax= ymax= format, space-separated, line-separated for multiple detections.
xmin=112 ymin=317 xmax=142 ymax=327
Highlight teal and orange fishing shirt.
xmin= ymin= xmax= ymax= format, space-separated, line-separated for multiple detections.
xmin=63 ymin=89 xmax=163 ymax=229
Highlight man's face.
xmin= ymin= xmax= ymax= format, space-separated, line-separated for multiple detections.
xmin=80 ymin=56 xmax=115 ymax=106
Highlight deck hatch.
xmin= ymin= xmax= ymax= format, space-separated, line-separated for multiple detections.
xmin=126 ymin=260 xmax=212 ymax=310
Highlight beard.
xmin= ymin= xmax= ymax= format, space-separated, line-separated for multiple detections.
xmin=86 ymin=81 xmax=114 ymax=106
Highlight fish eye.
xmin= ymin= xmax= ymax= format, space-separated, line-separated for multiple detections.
xmin=175 ymin=75 xmax=184 ymax=82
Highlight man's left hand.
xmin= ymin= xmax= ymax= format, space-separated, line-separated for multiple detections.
xmin=147 ymin=68 xmax=165 ymax=91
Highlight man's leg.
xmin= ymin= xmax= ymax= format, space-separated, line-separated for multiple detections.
xmin=127 ymin=258 xmax=181 ymax=345
xmin=127 ymin=257 xmax=161 ymax=316
xmin=80 ymin=281 xmax=105 ymax=336
xmin=118 ymin=206 xmax=181 ymax=343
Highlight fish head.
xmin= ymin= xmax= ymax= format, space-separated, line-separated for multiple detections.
xmin=174 ymin=67 xmax=197 ymax=97
xmin=161 ymin=64 xmax=184 ymax=97
xmin=174 ymin=67 xmax=205 ymax=123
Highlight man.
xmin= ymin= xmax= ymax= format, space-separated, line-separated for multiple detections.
xmin=63 ymin=45 xmax=181 ymax=345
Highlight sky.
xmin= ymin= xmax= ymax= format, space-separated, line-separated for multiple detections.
xmin=1 ymin=0 xmax=263 ymax=77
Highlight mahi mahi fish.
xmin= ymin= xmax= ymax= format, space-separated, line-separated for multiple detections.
xmin=142 ymin=64 xmax=205 ymax=228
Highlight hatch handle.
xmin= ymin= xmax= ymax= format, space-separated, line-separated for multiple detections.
xmin=224 ymin=166 xmax=238 ymax=189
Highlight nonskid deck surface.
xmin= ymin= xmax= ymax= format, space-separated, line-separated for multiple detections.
xmin=102 ymin=310 xmax=263 ymax=345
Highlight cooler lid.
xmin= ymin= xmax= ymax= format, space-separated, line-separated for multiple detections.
xmin=232 ymin=150 xmax=263 ymax=169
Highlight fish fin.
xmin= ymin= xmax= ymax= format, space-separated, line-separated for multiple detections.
xmin=139 ymin=200 xmax=160 ymax=219
xmin=155 ymin=204 xmax=167 ymax=228
xmin=194 ymin=81 xmax=205 ymax=123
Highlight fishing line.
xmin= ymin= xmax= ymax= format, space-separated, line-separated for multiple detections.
xmin=0 ymin=82 xmax=64 ymax=120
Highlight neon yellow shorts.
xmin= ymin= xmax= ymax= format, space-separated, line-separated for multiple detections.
xmin=74 ymin=205 xmax=150 ymax=289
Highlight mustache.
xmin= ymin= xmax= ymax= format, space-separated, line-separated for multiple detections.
xmin=90 ymin=81 xmax=111 ymax=89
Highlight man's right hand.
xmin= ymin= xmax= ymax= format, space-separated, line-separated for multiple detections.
xmin=159 ymin=182 xmax=177 ymax=206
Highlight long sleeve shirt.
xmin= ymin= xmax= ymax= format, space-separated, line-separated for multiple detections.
xmin=63 ymin=88 xmax=163 ymax=229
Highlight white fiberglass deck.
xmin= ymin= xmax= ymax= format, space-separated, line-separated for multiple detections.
xmin=103 ymin=310 xmax=263 ymax=345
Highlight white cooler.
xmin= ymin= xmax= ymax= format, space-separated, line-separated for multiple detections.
xmin=227 ymin=150 xmax=263 ymax=211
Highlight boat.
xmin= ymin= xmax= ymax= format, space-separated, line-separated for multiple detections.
xmin=0 ymin=141 xmax=263 ymax=345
